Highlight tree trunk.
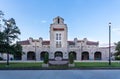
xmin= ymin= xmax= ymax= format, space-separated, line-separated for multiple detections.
xmin=7 ymin=52 xmax=9 ymax=65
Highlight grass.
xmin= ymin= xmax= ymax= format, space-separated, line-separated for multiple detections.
xmin=0 ymin=62 xmax=43 ymax=69
xmin=75 ymin=62 xmax=120 ymax=68
xmin=0 ymin=62 xmax=120 ymax=69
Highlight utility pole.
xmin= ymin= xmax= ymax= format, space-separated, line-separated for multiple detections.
xmin=109 ymin=22 xmax=111 ymax=65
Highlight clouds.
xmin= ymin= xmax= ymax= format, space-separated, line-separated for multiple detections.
xmin=41 ymin=20 xmax=47 ymax=23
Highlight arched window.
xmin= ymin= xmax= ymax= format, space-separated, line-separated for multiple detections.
xmin=69 ymin=51 xmax=77 ymax=60
xmin=81 ymin=52 xmax=89 ymax=60
xmin=94 ymin=52 xmax=102 ymax=60
xmin=27 ymin=51 xmax=35 ymax=60
xmin=40 ymin=51 xmax=49 ymax=60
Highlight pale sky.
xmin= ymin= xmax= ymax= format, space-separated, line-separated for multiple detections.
xmin=0 ymin=0 xmax=120 ymax=47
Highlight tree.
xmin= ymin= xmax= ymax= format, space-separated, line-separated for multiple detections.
xmin=4 ymin=18 xmax=21 ymax=65
xmin=44 ymin=52 xmax=49 ymax=64
xmin=0 ymin=10 xmax=4 ymax=43
xmin=114 ymin=41 xmax=120 ymax=60
xmin=12 ymin=43 xmax=23 ymax=60
xmin=114 ymin=41 xmax=120 ymax=56
xmin=69 ymin=53 xmax=74 ymax=64
xmin=0 ymin=10 xmax=4 ymax=31
xmin=0 ymin=10 xmax=21 ymax=65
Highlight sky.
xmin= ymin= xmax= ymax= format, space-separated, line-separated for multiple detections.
xmin=0 ymin=0 xmax=120 ymax=47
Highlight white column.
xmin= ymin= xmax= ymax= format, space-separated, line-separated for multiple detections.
xmin=22 ymin=52 xmax=27 ymax=61
xmin=36 ymin=51 xmax=40 ymax=61
xmin=76 ymin=51 xmax=81 ymax=60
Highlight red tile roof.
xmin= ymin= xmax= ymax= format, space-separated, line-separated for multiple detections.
xmin=32 ymin=40 xmax=39 ymax=42
xmin=86 ymin=41 xmax=98 ymax=45
xmin=68 ymin=41 xmax=75 ymax=45
xmin=42 ymin=41 xmax=50 ymax=45
xmin=18 ymin=40 xmax=30 ymax=45
xmin=77 ymin=40 xmax=84 ymax=42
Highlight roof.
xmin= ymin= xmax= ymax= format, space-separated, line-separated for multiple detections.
xmin=86 ymin=41 xmax=99 ymax=45
xmin=18 ymin=40 xmax=30 ymax=45
xmin=77 ymin=40 xmax=84 ymax=42
xmin=100 ymin=46 xmax=115 ymax=49
xmin=68 ymin=41 xmax=75 ymax=45
xmin=42 ymin=41 xmax=50 ymax=45
xmin=32 ymin=40 xmax=39 ymax=42
xmin=18 ymin=39 xmax=99 ymax=46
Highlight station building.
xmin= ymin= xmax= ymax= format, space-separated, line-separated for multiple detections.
xmin=18 ymin=16 xmax=115 ymax=61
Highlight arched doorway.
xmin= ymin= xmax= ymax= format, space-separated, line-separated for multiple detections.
xmin=94 ymin=52 xmax=102 ymax=60
xmin=40 ymin=51 xmax=49 ymax=60
xmin=81 ymin=51 xmax=89 ymax=60
xmin=69 ymin=51 xmax=77 ymax=60
xmin=27 ymin=51 xmax=35 ymax=60
xmin=54 ymin=51 xmax=63 ymax=58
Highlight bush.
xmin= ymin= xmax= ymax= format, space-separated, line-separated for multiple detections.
xmin=69 ymin=53 xmax=74 ymax=64
xmin=115 ymin=55 xmax=120 ymax=60
xmin=44 ymin=53 xmax=49 ymax=64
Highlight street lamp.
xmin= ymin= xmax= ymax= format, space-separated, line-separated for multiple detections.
xmin=109 ymin=22 xmax=111 ymax=65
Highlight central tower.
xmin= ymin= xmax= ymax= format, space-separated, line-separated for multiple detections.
xmin=50 ymin=16 xmax=68 ymax=59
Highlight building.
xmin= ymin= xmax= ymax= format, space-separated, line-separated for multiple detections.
xmin=18 ymin=16 xmax=115 ymax=61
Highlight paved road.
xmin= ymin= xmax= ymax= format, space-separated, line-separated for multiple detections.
xmin=0 ymin=70 xmax=120 ymax=79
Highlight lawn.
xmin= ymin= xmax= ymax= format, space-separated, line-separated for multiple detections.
xmin=0 ymin=62 xmax=43 ymax=69
xmin=75 ymin=62 xmax=120 ymax=68
xmin=0 ymin=62 xmax=120 ymax=69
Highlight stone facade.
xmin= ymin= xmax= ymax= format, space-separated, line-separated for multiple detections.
xmin=18 ymin=16 xmax=116 ymax=61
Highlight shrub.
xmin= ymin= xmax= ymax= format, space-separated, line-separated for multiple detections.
xmin=44 ymin=53 xmax=49 ymax=64
xmin=115 ymin=55 xmax=120 ymax=60
xmin=69 ymin=53 xmax=74 ymax=64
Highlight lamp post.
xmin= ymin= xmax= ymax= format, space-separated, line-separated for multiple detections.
xmin=109 ymin=22 xmax=111 ymax=65
xmin=35 ymin=42 xmax=36 ymax=60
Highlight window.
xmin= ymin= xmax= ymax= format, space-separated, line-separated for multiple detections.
xmin=56 ymin=33 xmax=62 ymax=48
xmin=56 ymin=41 xmax=58 ymax=47
xmin=56 ymin=33 xmax=61 ymax=40
xmin=59 ymin=34 xmax=61 ymax=40
xmin=56 ymin=33 xmax=58 ymax=40
xmin=56 ymin=41 xmax=59 ymax=48
xmin=56 ymin=41 xmax=62 ymax=48
xmin=58 ymin=18 xmax=60 ymax=24
xmin=59 ymin=41 xmax=61 ymax=47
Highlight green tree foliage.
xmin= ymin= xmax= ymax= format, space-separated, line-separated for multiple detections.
xmin=69 ymin=53 xmax=74 ymax=64
xmin=44 ymin=52 xmax=49 ymax=64
xmin=13 ymin=43 xmax=23 ymax=60
xmin=114 ymin=41 xmax=120 ymax=56
xmin=115 ymin=56 xmax=120 ymax=60
xmin=114 ymin=41 xmax=120 ymax=60
xmin=0 ymin=10 xmax=22 ymax=65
